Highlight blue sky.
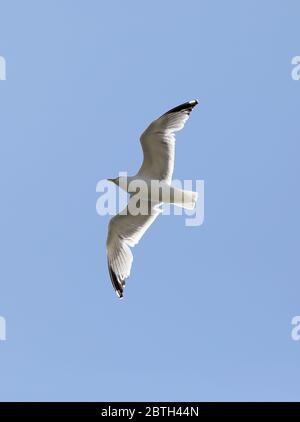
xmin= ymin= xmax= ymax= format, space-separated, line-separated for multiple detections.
xmin=0 ymin=0 xmax=300 ymax=401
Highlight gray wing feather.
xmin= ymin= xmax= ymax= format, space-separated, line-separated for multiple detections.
xmin=106 ymin=200 xmax=161 ymax=298
xmin=138 ymin=100 xmax=198 ymax=183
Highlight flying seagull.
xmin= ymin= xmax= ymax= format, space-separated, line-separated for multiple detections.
xmin=106 ymin=99 xmax=199 ymax=298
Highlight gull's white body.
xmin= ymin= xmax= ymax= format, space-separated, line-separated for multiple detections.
xmin=106 ymin=100 xmax=199 ymax=298
xmin=116 ymin=176 xmax=197 ymax=210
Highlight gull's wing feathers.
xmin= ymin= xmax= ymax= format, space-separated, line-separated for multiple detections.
xmin=138 ymin=99 xmax=198 ymax=183
xmin=106 ymin=200 xmax=161 ymax=298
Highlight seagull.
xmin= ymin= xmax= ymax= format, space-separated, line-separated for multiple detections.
xmin=106 ymin=99 xmax=199 ymax=298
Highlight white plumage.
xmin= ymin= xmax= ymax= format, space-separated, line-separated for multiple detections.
xmin=106 ymin=100 xmax=199 ymax=298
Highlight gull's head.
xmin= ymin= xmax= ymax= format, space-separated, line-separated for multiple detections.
xmin=107 ymin=176 xmax=129 ymax=191
xmin=107 ymin=177 xmax=119 ymax=186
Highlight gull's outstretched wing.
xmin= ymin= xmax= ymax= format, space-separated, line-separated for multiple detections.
xmin=106 ymin=200 xmax=161 ymax=298
xmin=138 ymin=100 xmax=198 ymax=183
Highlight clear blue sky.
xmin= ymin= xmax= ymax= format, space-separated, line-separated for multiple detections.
xmin=0 ymin=0 xmax=300 ymax=402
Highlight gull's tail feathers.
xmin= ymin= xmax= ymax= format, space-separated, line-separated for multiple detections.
xmin=170 ymin=187 xmax=198 ymax=210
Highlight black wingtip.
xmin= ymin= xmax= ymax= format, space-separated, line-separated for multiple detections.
xmin=116 ymin=289 xmax=124 ymax=299
xmin=108 ymin=261 xmax=125 ymax=299
xmin=164 ymin=99 xmax=199 ymax=115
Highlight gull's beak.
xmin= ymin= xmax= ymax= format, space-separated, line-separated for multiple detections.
xmin=107 ymin=178 xmax=114 ymax=183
